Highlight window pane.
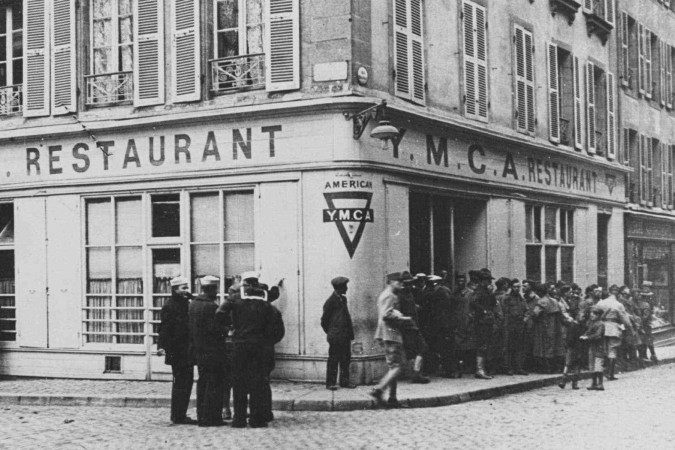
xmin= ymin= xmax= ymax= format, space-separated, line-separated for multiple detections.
xmin=85 ymin=296 xmax=112 ymax=343
xmin=152 ymin=248 xmax=181 ymax=293
xmin=567 ymin=211 xmax=574 ymax=243
xmin=0 ymin=63 xmax=6 ymax=86
xmin=533 ymin=206 xmax=541 ymax=242
xmin=93 ymin=0 xmax=113 ymax=19
xmin=116 ymin=197 xmax=142 ymax=244
xmin=0 ymin=36 xmax=6 ymax=62
xmin=152 ymin=194 xmax=180 ymax=237
xmin=119 ymin=0 xmax=132 ymax=16
xmin=525 ymin=205 xmax=532 ymax=241
xmin=0 ymin=203 xmax=13 ymax=244
xmin=87 ymin=199 xmax=112 ymax=245
xmin=544 ymin=206 xmax=557 ymax=240
xmin=0 ymin=250 xmax=14 ymax=293
xmin=224 ymin=192 xmax=253 ymax=241
xmin=217 ymin=0 xmax=238 ymax=30
xmin=525 ymin=245 xmax=541 ymax=282
xmin=93 ymin=19 xmax=111 ymax=48
xmin=119 ymin=16 xmax=132 ymax=44
xmin=545 ymin=246 xmax=558 ymax=283
xmin=12 ymin=31 xmax=22 ymax=59
xmin=559 ymin=210 xmax=567 ymax=243
xmin=224 ymin=243 xmax=254 ymax=281
xmin=117 ymin=247 xmax=143 ymax=293
xmin=0 ymin=9 xmax=5 ymax=34
xmin=561 ymin=247 xmax=574 ymax=283
xmin=116 ymin=295 xmax=144 ymax=344
xmin=93 ymin=47 xmax=111 ymax=74
xmin=191 ymin=193 xmax=219 ymax=242
xmin=192 ymin=244 xmax=220 ymax=291
xmin=11 ymin=4 xmax=22 ymax=29
xmin=87 ymin=247 xmax=112 ymax=293
xmin=217 ymin=30 xmax=239 ymax=58
xmin=11 ymin=55 xmax=21 ymax=84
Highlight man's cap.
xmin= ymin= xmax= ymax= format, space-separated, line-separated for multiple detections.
xmin=200 ymin=275 xmax=219 ymax=286
xmin=240 ymin=271 xmax=260 ymax=282
xmin=608 ymin=284 xmax=620 ymax=292
xmin=426 ymin=275 xmax=442 ymax=282
xmin=170 ymin=276 xmax=189 ymax=287
xmin=400 ymin=271 xmax=414 ymax=282
xmin=478 ymin=268 xmax=494 ymax=280
xmin=386 ymin=272 xmax=404 ymax=283
xmin=642 ymin=281 xmax=654 ymax=287
xmin=511 ymin=278 xmax=521 ymax=285
xmin=414 ymin=273 xmax=427 ymax=279
xmin=468 ymin=270 xmax=480 ymax=283
xmin=331 ymin=276 xmax=349 ymax=289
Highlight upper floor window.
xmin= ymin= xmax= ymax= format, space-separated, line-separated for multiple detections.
xmin=461 ymin=0 xmax=487 ymax=121
xmin=661 ymin=143 xmax=673 ymax=209
xmin=639 ymin=134 xmax=653 ymax=206
xmin=0 ymin=1 xmax=22 ymax=116
xmin=547 ymin=44 xmax=583 ymax=149
xmin=393 ymin=0 xmax=425 ymax=105
xmin=513 ymin=24 xmax=534 ymax=135
xmin=585 ymin=62 xmax=616 ymax=159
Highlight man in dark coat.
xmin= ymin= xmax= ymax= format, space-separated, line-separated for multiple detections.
xmin=217 ymin=273 xmax=279 ymax=428
xmin=158 ymin=276 xmax=196 ymax=425
xmin=424 ymin=275 xmax=457 ymax=378
xmin=321 ymin=276 xmax=355 ymax=390
xmin=471 ymin=268 xmax=498 ymax=379
xmin=501 ymin=279 xmax=528 ymax=375
xmin=189 ymin=276 xmax=227 ymax=427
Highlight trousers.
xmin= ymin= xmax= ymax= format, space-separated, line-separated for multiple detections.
xmin=326 ymin=339 xmax=351 ymax=386
xmin=170 ymin=364 xmax=194 ymax=423
xmin=196 ymin=364 xmax=225 ymax=425
xmin=232 ymin=343 xmax=267 ymax=425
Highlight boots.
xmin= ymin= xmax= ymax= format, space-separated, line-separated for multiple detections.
xmin=596 ymin=372 xmax=604 ymax=390
xmin=474 ymin=356 xmax=493 ymax=380
xmin=558 ymin=372 xmax=568 ymax=389
xmin=571 ymin=374 xmax=579 ymax=390
xmin=607 ymin=359 xmax=618 ymax=381
xmin=387 ymin=381 xmax=399 ymax=408
xmin=649 ymin=346 xmax=658 ymax=363
xmin=587 ymin=373 xmax=597 ymax=390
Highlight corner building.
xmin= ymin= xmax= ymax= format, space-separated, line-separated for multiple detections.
xmin=617 ymin=0 xmax=675 ymax=328
xmin=0 ymin=0 xmax=628 ymax=383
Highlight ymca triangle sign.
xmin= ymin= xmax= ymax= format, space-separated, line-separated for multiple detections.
xmin=323 ymin=191 xmax=374 ymax=258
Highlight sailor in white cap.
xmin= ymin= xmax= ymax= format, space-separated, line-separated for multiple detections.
xmin=157 ymin=276 xmax=196 ymax=424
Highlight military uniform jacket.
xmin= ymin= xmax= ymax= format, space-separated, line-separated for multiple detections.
xmin=321 ymin=292 xmax=354 ymax=342
xmin=158 ymin=293 xmax=192 ymax=366
xmin=188 ymin=295 xmax=227 ymax=367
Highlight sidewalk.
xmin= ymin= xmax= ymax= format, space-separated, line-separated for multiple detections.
xmin=1 ymin=345 xmax=674 ymax=412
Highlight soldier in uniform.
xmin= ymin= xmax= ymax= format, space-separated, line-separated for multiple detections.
xmin=637 ymin=281 xmax=658 ymax=363
xmin=470 ymin=268 xmax=498 ymax=379
xmin=321 ymin=276 xmax=355 ymax=390
xmin=423 ymin=274 xmax=456 ymax=378
xmin=454 ymin=271 xmax=479 ymax=376
xmin=399 ymin=273 xmax=430 ymax=383
xmin=501 ymin=279 xmax=528 ymax=376
xmin=596 ymin=284 xmax=635 ymax=380
xmin=217 ymin=273 xmax=279 ymax=428
xmin=188 ymin=276 xmax=227 ymax=427
xmin=157 ymin=276 xmax=196 ymax=425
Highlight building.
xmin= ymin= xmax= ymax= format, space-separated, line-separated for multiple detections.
xmin=0 ymin=0 xmax=629 ymax=383
xmin=617 ymin=0 xmax=675 ymax=328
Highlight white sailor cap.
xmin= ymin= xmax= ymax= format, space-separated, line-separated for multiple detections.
xmin=240 ymin=271 xmax=260 ymax=282
xmin=200 ymin=275 xmax=220 ymax=286
xmin=170 ymin=276 xmax=189 ymax=287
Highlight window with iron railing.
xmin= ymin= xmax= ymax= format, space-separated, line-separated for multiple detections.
xmin=0 ymin=2 xmax=23 ymax=116
xmin=86 ymin=0 xmax=134 ymax=106
xmin=211 ymin=0 xmax=265 ymax=94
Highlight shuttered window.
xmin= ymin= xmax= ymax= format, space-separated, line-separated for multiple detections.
xmin=394 ymin=0 xmax=425 ymax=105
xmin=547 ymin=43 xmax=560 ymax=143
xmin=620 ymin=12 xmax=629 ymax=87
xmin=514 ymin=25 xmax=534 ymax=134
xmin=573 ymin=56 xmax=583 ymax=150
xmin=667 ymin=45 xmax=673 ymax=109
xmin=265 ymin=0 xmax=299 ymax=92
xmin=133 ymin=0 xmax=165 ymax=106
xmin=462 ymin=0 xmax=487 ymax=120
xmin=659 ymin=40 xmax=666 ymax=106
xmin=638 ymin=22 xmax=644 ymax=95
xmin=661 ymin=143 xmax=673 ymax=209
xmin=172 ymin=0 xmax=200 ymax=102
xmin=644 ymin=28 xmax=652 ymax=99
xmin=0 ymin=3 xmax=23 ymax=116
xmin=585 ymin=62 xmax=596 ymax=154
xmin=51 ymin=0 xmax=76 ymax=114
xmin=23 ymin=0 xmax=50 ymax=117
xmin=606 ymin=71 xmax=616 ymax=160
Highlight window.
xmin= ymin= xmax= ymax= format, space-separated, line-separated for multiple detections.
xmin=620 ymin=12 xmax=638 ymax=92
xmin=624 ymin=128 xmax=639 ymax=203
xmin=514 ymin=25 xmax=534 ymax=134
xmin=86 ymin=0 xmax=134 ymax=105
xmin=0 ymin=203 xmax=14 ymax=342
xmin=83 ymin=190 xmax=255 ymax=346
xmin=0 ymin=1 xmax=22 ymax=115
xmin=393 ymin=0 xmax=425 ymax=105
xmin=408 ymin=193 xmax=453 ymax=278
xmin=667 ymin=46 xmax=673 ymax=109
xmin=547 ymin=44 xmax=582 ymax=148
xmin=526 ymin=205 xmax=574 ymax=283
xmin=650 ymin=32 xmax=661 ymax=104
xmin=638 ymin=135 xmax=653 ymax=206
xmin=211 ymin=0 xmax=264 ymax=93
xmin=643 ymin=27 xmax=653 ymax=99
xmin=661 ymin=143 xmax=673 ymax=209
xmin=585 ymin=62 xmax=615 ymax=158
xmin=462 ymin=0 xmax=487 ymax=121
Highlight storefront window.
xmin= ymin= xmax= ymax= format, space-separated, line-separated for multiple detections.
xmin=151 ymin=194 xmax=180 ymax=237
xmin=0 ymin=202 xmax=15 ymax=342
xmin=526 ymin=205 xmax=574 ymax=283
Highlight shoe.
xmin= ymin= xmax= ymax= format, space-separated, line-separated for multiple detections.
xmin=172 ymin=416 xmax=197 ymax=425
xmin=231 ymin=421 xmax=247 ymax=428
xmin=607 ymin=375 xmax=618 ymax=381
xmin=386 ymin=398 xmax=400 ymax=409
xmin=326 ymin=385 xmax=339 ymax=391
xmin=339 ymin=383 xmax=358 ymax=389
xmin=651 ymin=355 xmax=659 ymax=363
xmin=249 ymin=421 xmax=269 ymax=428
xmin=474 ymin=372 xmax=493 ymax=380
xmin=368 ymin=388 xmax=385 ymax=406
xmin=222 ymin=409 xmax=232 ymax=421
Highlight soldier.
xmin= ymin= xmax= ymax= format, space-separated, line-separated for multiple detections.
xmin=321 ymin=276 xmax=355 ymax=390
xmin=521 ymin=279 xmax=539 ymax=371
xmin=470 ymin=268 xmax=498 ymax=379
xmin=596 ymin=284 xmax=635 ymax=380
xmin=501 ymin=279 xmax=528 ymax=376
xmin=157 ymin=276 xmax=196 ymax=425
xmin=399 ymin=273 xmax=430 ymax=383
xmin=217 ymin=273 xmax=279 ymax=428
xmin=423 ymin=274 xmax=456 ymax=378
xmin=369 ymin=272 xmax=413 ymax=408
xmin=188 ymin=276 xmax=227 ymax=427
xmin=454 ymin=270 xmax=479 ymax=376
xmin=636 ymin=281 xmax=658 ymax=363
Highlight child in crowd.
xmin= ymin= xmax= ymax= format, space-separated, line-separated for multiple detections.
xmin=580 ymin=306 xmax=606 ymax=391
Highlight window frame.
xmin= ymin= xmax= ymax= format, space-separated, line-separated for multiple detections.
xmin=212 ymin=0 xmax=264 ymax=59
xmin=89 ymin=0 xmax=134 ymax=76
xmin=0 ymin=1 xmax=23 ymax=88
xmin=525 ymin=204 xmax=575 ymax=283
xmin=0 ymin=201 xmax=15 ymax=346
xmin=513 ymin=22 xmax=535 ymax=135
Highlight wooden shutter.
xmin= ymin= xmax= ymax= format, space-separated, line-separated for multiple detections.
xmin=620 ymin=12 xmax=629 ymax=86
xmin=573 ymin=56 xmax=584 ymax=150
xmin=514 ymin=25 xmax=534 ymax=133
xmin=410 ymin=0 xmax=425 ymax=105
xmin=133 ymin=0 xmax=165 ymax=106
xmin=606 ymin=72 xmax=616 ymax=160
xmin=659 ymin=41 xmax=666 ymax=107
xmin=462 ymin=1 xmax=475 ymax=116
xmin=265 ymin=0 xmax=300 ymax=92
xmin=23 ymin=0 xmax=50 ymax=117
xmin=661 ymin=143 xmax=669 ymax=208
xmin=638 ymin=23 xmax=644 ymax=95
xmin=667 ymin=45 xmax=673 ymax=109
xmin=604 ymin=0 xmax=614 ymax=26
xmin=547 ymin=43 xmax=560 ymax=143
xmin=394 ymin=0 xmax=410 ymax=100
xmin=645 ymin=29 xmax=652 ymax=99
xmin=639 ymin=135 xmax=646 ymax=204
xmin=172 ymin=0 xmax=200 ymax=102
xmin=647 ymin=138 xmax=654 ymax=206
xmin=586 ymin=62 xmax=596 ymax=154
xmin=51 ymin=0 xmax=76 ymax=115
xmin=463 ymin=0 xmax=486 ymax=120
xmin=583 ymin=0 xmax=592 ymax=12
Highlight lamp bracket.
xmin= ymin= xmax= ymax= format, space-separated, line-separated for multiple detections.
xmin=343 ymin=100 xmax=387 ymax=140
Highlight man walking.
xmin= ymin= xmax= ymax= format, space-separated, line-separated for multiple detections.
xmin=188 ymin=276 xmax=227 ymax=427
xmin=369 ymin=272 xmax=412 ymax=408
xmin=597 ymin=284 xmax=635 ymax=380
xmin=321 ymin=276 xmax=355 ymax=390
xmin=158 ymin=276 xmax=196 ymax=425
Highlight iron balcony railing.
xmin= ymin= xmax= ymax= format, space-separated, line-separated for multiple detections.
xmin=85 ymin=71 xmax=133 ymax=106
xmin=210 ymin=53 xmax=265 ymax=94
xmin=0 ymin=84 xmax=22 ymax=116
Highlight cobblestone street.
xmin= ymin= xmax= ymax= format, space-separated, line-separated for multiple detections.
xmin=1 ymin=363 xmax=673 ymax=449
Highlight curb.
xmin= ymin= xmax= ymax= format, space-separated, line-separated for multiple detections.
xmin=1 ymin=358 xmax=672 ymax=412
